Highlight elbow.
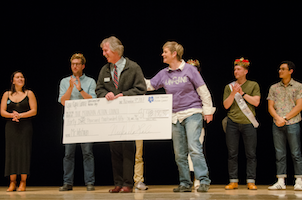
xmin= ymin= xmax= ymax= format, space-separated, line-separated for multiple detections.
xmin=223 ymin=101 xmax=230 ymax=110
xmin=254 ymin=99 xmax=261 ymax=107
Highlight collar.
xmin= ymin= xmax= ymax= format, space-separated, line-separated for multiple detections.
xmin=114 ymin=56 xmax=126 ymax=69
xmin=72 ymin=73 xmax=86 ymax=80
xmin=280 ymin=78 xmax=294 ymax=87
xmin=167 ymin=60 xmax=186 ymax=71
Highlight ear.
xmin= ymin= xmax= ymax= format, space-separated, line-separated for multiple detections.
xmin=82 ymin=64 xmax=85 ymax=70
xmin=244 ymin=69 xmax=248 ymax=75
xmin=289 ymin=69 xmax=294 ymax=75
xmin=172 ymin=51 xmax=177 ymax=58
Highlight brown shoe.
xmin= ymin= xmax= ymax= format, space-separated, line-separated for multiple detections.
xmin=247 ymin=183 xmax=257 ymax=190
xmin=7 ymin=181 xmax=17 ymax=192
xmin=225 ymin=182 xmax=238 ymax=190
xmin=18 ymin=181 xmax=26 ymax=192
xmin=120 ymin=186 xmax=133 ymax=193
xmin=109 ymin=186 xmax=122 ymax=193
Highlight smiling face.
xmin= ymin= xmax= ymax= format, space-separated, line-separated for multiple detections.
xmin=71 ymin=58 xmax=85 ymax=76
xmin=12 ymin=72 xmax=25 ymax=87
xmin=102 ymin=42 xmax=120 ymax=63
xmin=234 ymin=65 xmax=248 ymax=80
xmin=162 ymin=47 xmax=176 ymax=64
xmin=279 ymin=63 xmax=293 ymax=79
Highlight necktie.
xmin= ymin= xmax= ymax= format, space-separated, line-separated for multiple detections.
xmin=113 ymin=65 xmax=118 ymax=89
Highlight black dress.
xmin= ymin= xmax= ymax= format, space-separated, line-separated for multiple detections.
xmin=5 ymin=95 xmax=33 ymax=176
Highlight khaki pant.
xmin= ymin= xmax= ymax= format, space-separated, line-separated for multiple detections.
xmin=134 ymin=140 xmax=144 ymax=183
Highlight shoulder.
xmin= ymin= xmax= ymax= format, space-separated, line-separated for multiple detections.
xmin=247 ymin=80 xmax=259 ymax=86
xmin=83 ymin=75 xmax=95 ymax=81
xmin=269 ymin=82 xmax=279 ymax=89
xmin=60 ymin=76 xmax=71 ymax=83
xmin=26 ymin=90 xmax=36 ymax=98
xmin=292 ymin=79 xmax=302 ymax=86
xmin=2 ymin=91 xmax=9 ymax=98
xmin=99 ymin=63 xmax=110 ymax=73
xmin=125 ymin=57 xmax=140 ymax=68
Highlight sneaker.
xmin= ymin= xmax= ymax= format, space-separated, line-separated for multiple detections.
xmin=268 ymin=182 xmax=286 ymax=190
xmin=135 ymin=181 xmax=148 ymax=190
xmin=173 ymin=185 xmax=192 ymax=192
xmin=294 ymin=181 xmax=302 ymax=191
xmin=197 ymin=184 xmax=210 ymax=192
xmin=59 ymin=184 xmax=73 ymax=191
xmin=194 ymin=179 xmax=200 ymax=190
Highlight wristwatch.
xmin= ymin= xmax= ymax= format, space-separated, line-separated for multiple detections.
xmin=283 ymin=116 xmax=288 ymax=121
xmin=79 ymin=88 xmax=83 ymax=92
xmin=242 ymin=92 xmax=246 ymax=97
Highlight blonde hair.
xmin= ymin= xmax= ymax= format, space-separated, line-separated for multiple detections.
xmin=163 ymin=41 xmax=184 ymax=61
xmin=70 ymin=53 xmax=86 ymax=65
xmin=100 ymin=36 xmax=124 ymax=57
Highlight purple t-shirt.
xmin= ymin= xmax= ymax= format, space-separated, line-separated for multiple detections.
xmin=151 ymin=63 xmax=205 ymax=112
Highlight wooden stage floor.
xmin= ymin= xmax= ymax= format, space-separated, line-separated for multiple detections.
xmin=0 ymin=185 xmax=302 ymax=199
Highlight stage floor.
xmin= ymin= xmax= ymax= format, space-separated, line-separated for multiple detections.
xmin=0 ymin=185 xmax=302 ymax=199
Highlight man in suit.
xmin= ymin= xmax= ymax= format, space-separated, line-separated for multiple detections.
xmin=95 ymin=36 xmax=147 ymax=193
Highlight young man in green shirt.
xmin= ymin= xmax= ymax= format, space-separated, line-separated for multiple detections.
xmin=223 ymin=58 xmax=260 ymax=190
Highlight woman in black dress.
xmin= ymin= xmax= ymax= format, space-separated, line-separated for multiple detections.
xmin=0 ymin=71 xmax=37 ymax=192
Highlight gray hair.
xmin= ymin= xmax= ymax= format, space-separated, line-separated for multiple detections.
xmin=100 ymin=36 xmax=124 ymax=57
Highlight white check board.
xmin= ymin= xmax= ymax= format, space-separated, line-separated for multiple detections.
xmin=63 ymin=94 xmax=172 ymax=144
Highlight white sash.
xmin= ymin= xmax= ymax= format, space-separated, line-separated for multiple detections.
xmin=229 ymin=82 xmax=259 ymax=128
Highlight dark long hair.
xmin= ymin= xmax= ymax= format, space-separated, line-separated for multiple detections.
xmin=10 ymin=70 xmax=26 ymax=94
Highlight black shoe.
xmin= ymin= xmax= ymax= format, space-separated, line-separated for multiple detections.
xmin=87 ymin=184 xmax=95 ymax=191
xmin=173 ymin=185 xmax=192 ymax=192
xmin=59 ymin=184 xmax=73 ymax=191
xmin=197 ymin=184 xmax=210 ymax=192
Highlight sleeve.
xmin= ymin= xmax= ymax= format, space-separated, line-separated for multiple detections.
xmin=122 ymin=64 xmax=147 ymax=96
xmin=95 ymin=67 xmax=109 ymax=98
xmin=58 ymin=79 xmax=67 ymax=103
xmin=196 ymin=84 xmax=216 ymax=115
xmin=190 ymin=66 xmax=205 ymax=88
xmin=88 ymin=79 xmax=97 ymax=99
xmin=296 ymin=84 xmax=302 ymax=100
xmin=150 ymin=70 xmax=164 ymax=90
xmin=145 ymin=78 xmax=155 ymax=91
xmin=266 ymin=85 xmax=275 ymax=101
xmin=223 ymin=85 xmax=231 ymax=102
xmin=251 ymin=82 xmax=261 ymax=97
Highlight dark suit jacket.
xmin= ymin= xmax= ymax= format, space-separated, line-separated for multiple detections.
xmin=95 ymin=57 xmax=147 ymax=97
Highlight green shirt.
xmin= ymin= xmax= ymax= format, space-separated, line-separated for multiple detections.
xmin=223 ymin=80 xmax=261 ymax=124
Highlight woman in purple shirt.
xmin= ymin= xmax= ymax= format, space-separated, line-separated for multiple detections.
xmin=145 ymin=41 xmax=216 ymax=192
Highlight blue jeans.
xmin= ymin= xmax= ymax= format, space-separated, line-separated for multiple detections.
xmin=272 ymin=122 xmax=302 ymax=178
xmin=172 ymin=113 xmax=210 ymax=187
xmin=63 ymin=143 xmax=95 ymax=185
xmin=225 ymin=118 xmax=257 ymax=183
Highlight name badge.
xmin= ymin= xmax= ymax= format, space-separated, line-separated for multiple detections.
xmin=104 ymin=77 xmax=110 ymax=82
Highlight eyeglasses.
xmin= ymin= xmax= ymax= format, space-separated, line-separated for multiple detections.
xmin=71 ymin=63 xmax=83 ymax=66
xmin=278 ymin=67 xmax=289 ymax=71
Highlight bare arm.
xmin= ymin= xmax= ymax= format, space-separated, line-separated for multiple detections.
xmin=223 ymin=84 xmax=237 ymax=109
xmin=285 ymin=98 xmax=302 ymax=120
xmin=242 ymin=94 xmax=260 ymax=107
xmin=268 ymin=99 xmax=286 ymax=127
xmin=0 ymin=91 xmax=13 ymax=118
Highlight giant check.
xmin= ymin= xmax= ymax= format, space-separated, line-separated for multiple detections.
xmin=63 ymin=94 xmax=172 ymax=144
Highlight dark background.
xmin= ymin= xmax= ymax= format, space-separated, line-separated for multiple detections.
xmin=1 ymin=2 xmax=301 ymax=186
